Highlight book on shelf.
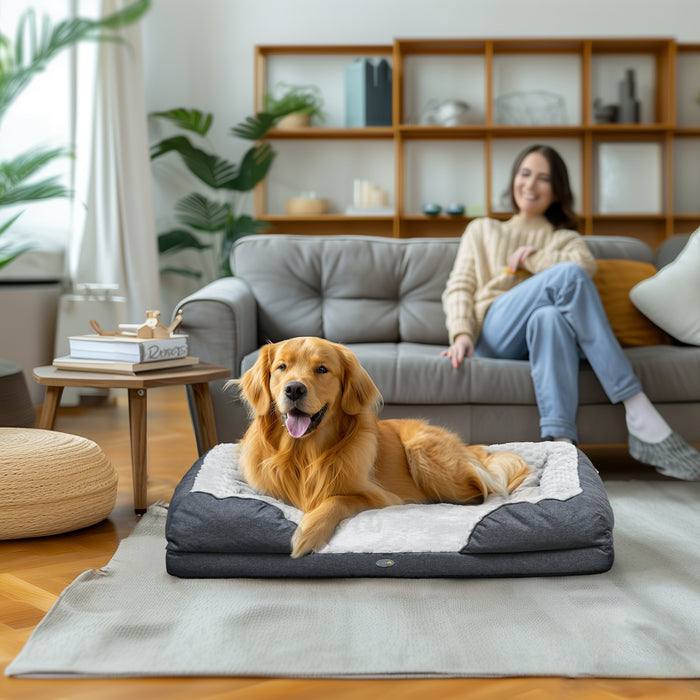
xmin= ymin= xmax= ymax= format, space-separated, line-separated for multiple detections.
xmin=67 ymin=333 xmax=189 ymax=363
xmin=52 ymin=355 xmax=199 ymax=375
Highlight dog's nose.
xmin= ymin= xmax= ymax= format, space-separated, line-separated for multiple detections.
xmin=284 ymin=381 xmax=307 ymax=403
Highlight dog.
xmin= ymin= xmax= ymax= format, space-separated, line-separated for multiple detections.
xmin=237 ymin=336 xmax=530 ymax=558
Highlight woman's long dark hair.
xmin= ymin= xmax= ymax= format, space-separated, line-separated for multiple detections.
xmin=508 ymin=144 xmax=578 ymax=231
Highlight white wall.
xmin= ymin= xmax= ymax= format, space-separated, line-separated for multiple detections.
xmin=141 ymin=0 xmax=700 ymax=308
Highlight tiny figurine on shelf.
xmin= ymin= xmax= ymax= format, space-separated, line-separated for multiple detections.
xmin=422 ymin=203 xmax=442 ymax=216
xmin=89 ymin=310 xmax=183 ymax=339
xmin=593 ymin=98 xmax=619 ymax=123
xmin=618 ymin=68 xmax=641 ymax=123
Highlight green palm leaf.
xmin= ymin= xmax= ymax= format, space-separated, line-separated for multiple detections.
xmin=157 ymin=228 xmax=212 ymax=255
xmin=0 ymin=1 xmax=151 ymax=123
xmin=227 ymin=143 xmax=275 ymax=192
xmin=151 ymin=136 xmax=238 ymax=189
xmin=0 ymin=146 xmax=72 ymax=206
xmin=150 ymin=108 xmax=213 ymax=137
xmin=0 ymin=212 xmax=32 ymax=270
xmin=231 ymin=112 xmax=279 ymax=141
xmin=175 ymin=193 xmax=230 ymax=232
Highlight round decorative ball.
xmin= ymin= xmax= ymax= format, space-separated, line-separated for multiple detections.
xmin=421 ymin=203 xmax=442 ymax=216
xmin=0 ymin=428 xmax=118 ymax=539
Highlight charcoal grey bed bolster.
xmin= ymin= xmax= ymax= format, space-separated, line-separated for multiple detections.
xmin=165 ymin=442 xmax=614 ymax=578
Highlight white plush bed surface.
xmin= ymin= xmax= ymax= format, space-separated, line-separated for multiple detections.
xmin=190 ymin=441 xmax=582 ymax=555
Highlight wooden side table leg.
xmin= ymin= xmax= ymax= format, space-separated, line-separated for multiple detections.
xmin=190 ymin=382 xmax=219 ymax=454
xmin=37 ymin=386 xmax=64 ymax=430
xmin=128 ymin=388 xmax=148 ymax=515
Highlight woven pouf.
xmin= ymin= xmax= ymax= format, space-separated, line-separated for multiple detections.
xmin=0 ymin=428 xmax=118 ymax=539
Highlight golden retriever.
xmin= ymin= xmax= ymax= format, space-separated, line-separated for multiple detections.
xmin=237 ymin=336 xmax=530 ymax=558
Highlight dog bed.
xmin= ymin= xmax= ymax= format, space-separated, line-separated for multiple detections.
xmin=165 ymin=441 xmax=614 ymax=578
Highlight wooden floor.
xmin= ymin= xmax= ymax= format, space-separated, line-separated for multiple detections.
xmin=2 ymin=386 xmax=699 ymax=699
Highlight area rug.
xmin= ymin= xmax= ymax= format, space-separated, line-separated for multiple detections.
xmin=6 ymin=480 xmax=700 ymax=679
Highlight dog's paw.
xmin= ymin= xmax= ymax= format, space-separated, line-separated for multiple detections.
xmin=290 ymin=523 xmax=327 ymax=558
xmin=292 ymin=525 xmax=323 ymax=559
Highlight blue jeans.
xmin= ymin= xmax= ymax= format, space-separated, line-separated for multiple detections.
xmin=474 ymin=262 xmax=642 ymax=443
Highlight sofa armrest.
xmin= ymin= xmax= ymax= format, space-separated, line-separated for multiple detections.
xmin=174 ymin=276 xmax=258 ymax=378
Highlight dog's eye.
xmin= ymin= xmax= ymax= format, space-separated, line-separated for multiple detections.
xmin=317 ymin=365 xmax=328 ymax=374
xmin=276 ymin=363 xmax=287 ymax=371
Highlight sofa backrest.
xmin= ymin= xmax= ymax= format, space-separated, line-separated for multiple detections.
xmin=230 ymin=233 xmax=656 ymax=345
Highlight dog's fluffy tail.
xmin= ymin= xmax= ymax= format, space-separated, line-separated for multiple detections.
xmin=479 ymin=449 xmax=531 ymax=497
xmin=397 ymin=420 xmax=530 ymax=503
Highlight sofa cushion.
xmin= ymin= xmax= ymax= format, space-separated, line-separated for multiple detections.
xmin=630 ymin=228 xmax=700 ymax=346
xmin=231 ymin=235 xmax=461 ymax=345
xmin=241 ymin=342 xmax=700 ymax=407
xmin=593 ymin=260 xmax=670 ymax=347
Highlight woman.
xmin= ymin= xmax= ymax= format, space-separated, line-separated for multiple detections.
xmin=441 ymin=144 xmax=700 ymax=480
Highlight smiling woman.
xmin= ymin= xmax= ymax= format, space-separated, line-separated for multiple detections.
xmin=441 ymin=143 xmax=700 ymax=479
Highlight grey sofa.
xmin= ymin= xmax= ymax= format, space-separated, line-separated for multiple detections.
xmin=175 ymin=233 xmax=700 ymax=451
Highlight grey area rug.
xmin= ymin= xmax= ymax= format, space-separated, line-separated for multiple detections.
xmin=6 ymin=480 xmax=700 ymax=679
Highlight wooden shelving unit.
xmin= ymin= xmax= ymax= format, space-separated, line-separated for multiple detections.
xmin=254 ymin=39 xmax=700 ymax=248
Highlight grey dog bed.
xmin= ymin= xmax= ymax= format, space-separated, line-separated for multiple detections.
xmin=165 ymin=441 xmax=614 ymax=578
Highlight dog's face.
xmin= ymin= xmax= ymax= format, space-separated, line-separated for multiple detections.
xmin=239 ymin=337 xmax=381 ymax=439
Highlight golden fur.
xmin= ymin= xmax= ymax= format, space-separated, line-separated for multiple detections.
xmin=237 ymin=336 xmax=530 ymax=558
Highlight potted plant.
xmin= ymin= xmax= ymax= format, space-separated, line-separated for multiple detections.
xmin=0 ymin=0 xmax=151 ymax=270
xmin=263 ymin=82 xmax=326 ymax=128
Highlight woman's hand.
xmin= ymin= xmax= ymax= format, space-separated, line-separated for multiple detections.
xmin=508 ymin=245 xmax=538 ymax=273
xmin=440 ymin=333 xmax=473 ymax=369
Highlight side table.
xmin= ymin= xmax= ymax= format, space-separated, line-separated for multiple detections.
xmin=32 ymin=362 xmax=231 ymax=514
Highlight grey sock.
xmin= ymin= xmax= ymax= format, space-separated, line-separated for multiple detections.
xmin=629 ymin=431 xmax=700 ymax=481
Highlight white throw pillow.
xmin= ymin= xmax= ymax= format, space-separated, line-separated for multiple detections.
xmin=629 ymin=228 xmax=700 ymax=345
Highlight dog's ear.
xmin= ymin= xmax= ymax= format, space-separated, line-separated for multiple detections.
xmin=239 ymin=343 xmax=275 ymax=415
xmin=339 ymin=346 xmax=382 ymax=415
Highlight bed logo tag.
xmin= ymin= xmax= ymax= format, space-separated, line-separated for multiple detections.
xmin=376 ymin=559 xmax=395 ymax=568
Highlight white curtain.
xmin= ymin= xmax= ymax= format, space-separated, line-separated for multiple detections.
xmin=69 ymin=0 xmax=160 ymax=321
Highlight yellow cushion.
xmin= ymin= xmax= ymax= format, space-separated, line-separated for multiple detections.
xmin=594 ymin=259 xmax=670 ymax=347
xmin=0 ymin=428 xmax=118 ymax=539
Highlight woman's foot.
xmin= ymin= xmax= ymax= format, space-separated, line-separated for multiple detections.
xmin=628 ymin=431 xmax=700 ymax=480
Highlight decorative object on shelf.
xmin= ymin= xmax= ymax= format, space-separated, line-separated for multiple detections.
xmin=445 ymin=203 xmax=466 ymax=216
xmin=264 ymin=82 xmax=326 ymax=128
xmin=89 ymin=309 xmax=183 ymax=339
xmin=494 ymin=91 xmax=567 ymax=125
xmin=421 ymin=203 xmax=442 ymax=216
xmin=593 ymin=98 xmax=619 ymax=123
xmin=346 ymin=179 xmax=391 ymax=213
xmin=345 ymin=58 xmax=392 ymax=127
xmin=285 ymin=192 xmax=329 ymax=215
xmin=420 ymin=99 xmax=472 ymax=126
xmin=598 ymin=142 xmax=662 ymax=214
xmin=618 ymin=68 xmax=641 ymax=123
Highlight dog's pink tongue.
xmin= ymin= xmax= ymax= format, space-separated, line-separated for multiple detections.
xmin=286 ymin=411 xmax=311 ymax=438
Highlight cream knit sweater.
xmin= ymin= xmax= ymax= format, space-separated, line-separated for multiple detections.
xmin=442 ymin=215 xmax=597 ymax=344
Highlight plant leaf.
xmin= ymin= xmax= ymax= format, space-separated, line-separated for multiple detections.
xmin=0 ymin=212 xmax=33 ymax=269
xmin=226 ymin=143 xmax=275 ymax=192
xmin=159 ymin=265 xmax=202 ymax=280
xmin=0 ymin=146 xmax=72 ymax=206
xmin=175 ymin=193 xmax=230 ymax=232
xmin=157 ymin=228 xmax=212 ymax=255
xmin=0 ymin=1 xmax=150 ymax=123
xmin=150 ymin=136 xmax=238 ymax=189
xmin=231 ymin=112 xmax=278 ymax=141
xmin=150 ymin=108 xmax=213 ymax=137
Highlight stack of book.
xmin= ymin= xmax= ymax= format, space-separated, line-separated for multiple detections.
xmin=53 ymin=334 xmax=199 ymax=374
